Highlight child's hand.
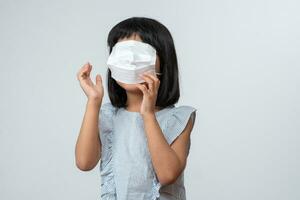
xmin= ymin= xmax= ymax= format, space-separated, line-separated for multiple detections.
xmin=77 ymin=62 xmax=104 ymax=103
xmin=136 ymin=71 xmax=160 ymax=116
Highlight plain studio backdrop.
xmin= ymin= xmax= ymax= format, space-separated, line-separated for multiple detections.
xmin=0 ymin=0 xmax=299 ymax=199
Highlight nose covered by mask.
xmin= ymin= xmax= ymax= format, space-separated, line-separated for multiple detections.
xmin=106 ymin=40 xmax=158 ymax=84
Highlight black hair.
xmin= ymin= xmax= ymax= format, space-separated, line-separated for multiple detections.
xmin=106 ymin=17 xmax=180 ymax=108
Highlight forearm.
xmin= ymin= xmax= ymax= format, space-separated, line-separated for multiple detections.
xmin=75 ymin=98 xmax=102 ymax=171
xmin=142 ymin=113 xmax=182 ymax=185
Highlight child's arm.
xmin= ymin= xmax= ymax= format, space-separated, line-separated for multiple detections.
xmin=137 ymin=72 xmax=196 ymax=186
xmin=75 ymin=62 xmax=104 ymax=171
xmin=142 ymin=113 xmax=196 ymax=186
xmin=75 ymin=99 xmax=102 ymax=171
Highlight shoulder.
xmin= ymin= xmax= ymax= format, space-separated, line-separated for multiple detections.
xmin=160 ymin=104 xmax=197 ymax=145
xmin=101 ymin=101 xmax=117 ymax=112
xmin=167 ymin=105 xmax=197 ymax=125
xmin=99 ymin=102 xmax=118 ymax=133
xmin=100 ymin=101 xmax=119 ymax=117
xmin=171 ymin=105 xmax=197 ymax=116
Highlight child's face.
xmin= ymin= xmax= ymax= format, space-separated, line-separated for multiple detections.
xmin=115 ymin=33 xmax=161 ymax=93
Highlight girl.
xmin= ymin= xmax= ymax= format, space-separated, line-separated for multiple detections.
xmin=75 ymin=17 xmax=197 ymax=200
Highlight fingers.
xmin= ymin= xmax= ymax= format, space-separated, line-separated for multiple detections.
xmin=140 ymin=72 xmax=160 ymax=92
xmin=77 ymin=62 xmax=92 ymax=81
xmin=147 ymin=73 xmax=160 ymax=89
xmin=136 ymin=83 xmax=148 ymax=95
xmin=83 ymin=62 xmax=92 ymax=77
xmin=95 ymin=74 xmax=102 ymax=88
xmin=140 ymin=73 xmax=154 ymax=92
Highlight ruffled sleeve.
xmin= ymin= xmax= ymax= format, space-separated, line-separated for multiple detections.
xmin=151 ymin=173 xmax=162 ymax=199
xmin=98 ymin=101 xmax=115 ymax=165
xmin=99 ymin=102 xmax=115 ymax=136
xmin=163 ymin=105 xmax=197 ymax=146
xmin=98 ymin=102 xmax=117 ymax=198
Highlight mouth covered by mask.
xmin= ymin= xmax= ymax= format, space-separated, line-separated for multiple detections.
xmin=106 ymin=40 xmax=158 ymax=84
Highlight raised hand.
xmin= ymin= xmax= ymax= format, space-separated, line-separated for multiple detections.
xmin=77 ymin=62 xmax=104 ymax=103
xmin=136 ymin=71 xmax=161 ymax=116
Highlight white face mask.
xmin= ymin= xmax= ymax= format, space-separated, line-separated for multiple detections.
xmin=107 ymin=40 xmax=158 ymax=84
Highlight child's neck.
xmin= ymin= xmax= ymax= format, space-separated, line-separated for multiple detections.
xmin=125 ymin=91 xmax=143 ymax=112
xmin=125 ymin=90 xmax=162 ymax=113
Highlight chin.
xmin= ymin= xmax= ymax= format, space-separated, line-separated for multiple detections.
xmin=116 ymin=81 xmax=144 ymax=92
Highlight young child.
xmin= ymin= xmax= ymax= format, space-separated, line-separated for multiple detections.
xmin=75 ymin=17 xmax=197 ymax=200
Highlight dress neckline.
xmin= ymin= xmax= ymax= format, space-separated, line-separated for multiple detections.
xmin=120 ymin=105 xmax=175 ymax=116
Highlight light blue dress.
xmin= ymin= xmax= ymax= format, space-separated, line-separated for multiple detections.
xmin=98 ymin=102 xmax=197 ymax=200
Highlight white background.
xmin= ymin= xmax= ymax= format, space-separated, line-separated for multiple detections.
xmin=0 ymin=0 xmax=299 ymax=199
